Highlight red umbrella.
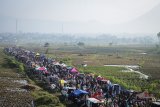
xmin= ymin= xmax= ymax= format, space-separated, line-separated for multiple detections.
xmin=43 ymin=70 xmax=49 ymax=74
xmin=38 ymin=67 xmax=47 ymax=71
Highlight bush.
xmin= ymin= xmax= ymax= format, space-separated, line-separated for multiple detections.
xmin=6 ymin=58 xmax=17 ymax=68
xmin=4 ymin=58 xmax=25 ymax=73
xmin=18 ymin=63 xmax=24 ymax=72
xmin=36 ymin=96 xmax=54 ymax=105
xmin=32 ymin=91 xmax=62 ymax=107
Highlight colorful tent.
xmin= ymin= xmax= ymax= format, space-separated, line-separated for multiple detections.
xmin=53 ymin=62 xmax=61 ymax=66
xmin=37 ymin=67 xmax=47 ymax=71
xmin=35 ymin=66 xmax=40 ymax=70
xmin=70 ymin=67 xmax=78 ymax=73
xmin=72 ymin=89 xmax=88 ymax=96
xmin=35 ymin=67 xmax=48 ymax=74
xmin=35 ymin=53 xmax=40 ymax=56
xmin=61 ymin=63 xmax=67 ymax=67
xmin=43 ymin=70 xmax=49 ymax=74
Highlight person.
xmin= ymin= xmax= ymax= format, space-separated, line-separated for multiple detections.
xmin=99 ymin=104 xmax=105 ymax=107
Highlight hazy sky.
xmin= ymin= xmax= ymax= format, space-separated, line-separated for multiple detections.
xmin=0 ymin=0 xmax=160 ymax=33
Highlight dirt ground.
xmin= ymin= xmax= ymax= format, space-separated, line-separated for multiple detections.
xmin=0 ymin=49 xmax=33 ymax=107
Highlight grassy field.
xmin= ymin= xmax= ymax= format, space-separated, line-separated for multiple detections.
xmin=33 ymin=45 xmax=160 ymax=97
xmin=1 ymin=43 xmax=160 ymax=107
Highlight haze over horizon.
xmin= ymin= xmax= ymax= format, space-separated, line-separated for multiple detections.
xmin=0 ymin=0 xmax=160 ymax=34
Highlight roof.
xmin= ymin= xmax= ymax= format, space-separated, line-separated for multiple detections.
xmin=63 ymin=87 xmax=76 ymax=90
xmin=70 ymin=67 xmax=78 ymax=73
xmin=73 ymin=89 xmax=88 ymax=95
xmin=152 ymin=102 xmax=160 ymax=105
xmin=87 ymin=98 xmax=101 ymax=103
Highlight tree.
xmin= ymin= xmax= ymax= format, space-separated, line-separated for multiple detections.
xmin=44 ymin=42 xmax=49 ymax=47
xmin=157 ymin=32 xmax=160 ymax=44
xmin=109 ymin=42 xmax=113 ymax=46
xmin=44 ymin=42 xmax=49 ymax=54
xmin=77 ymin=42 xmax=85 ymax=47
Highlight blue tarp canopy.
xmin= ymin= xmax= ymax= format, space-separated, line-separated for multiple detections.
xmin=72 ymin=89 xmax=88 ymax=96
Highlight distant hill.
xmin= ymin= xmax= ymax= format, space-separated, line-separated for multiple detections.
xmin=117 ymin=3 xmax=160 ymax=33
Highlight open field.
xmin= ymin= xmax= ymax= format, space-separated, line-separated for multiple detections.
xmin=23 ymin=44 xmax=160 ymax=95
xmin=1 ymin=43 xmax=160 ymax=107
xmin=23 ymin=45 xmax=160 ymax=73
xmin=33 ymin=45 xmax=160 ymax=73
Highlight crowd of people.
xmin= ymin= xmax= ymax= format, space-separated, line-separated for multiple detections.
xmin=4 ymin=47 xmax=159 ymax=107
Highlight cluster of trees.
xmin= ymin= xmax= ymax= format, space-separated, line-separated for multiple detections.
xmin=77 ymin=42 xmax=85 ymax=46
xmin=157 ymin=32 xmax=160 ymax=45
xmin=156 ymin=32 xmax=160 ymax=54
xmin=0 ymin=32 xmax=159 ymax=46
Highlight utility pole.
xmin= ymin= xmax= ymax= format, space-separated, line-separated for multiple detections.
xmin=62 ymin=24 xmax=64 ymax=34
xmin=16 ymin=19 xmax=18 ymax=34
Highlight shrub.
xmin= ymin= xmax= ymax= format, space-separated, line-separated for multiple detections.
xmin=32 ymin=91 xmax=62 ymax=107
xmin=18 ymin=63 xmax=24 ymax=72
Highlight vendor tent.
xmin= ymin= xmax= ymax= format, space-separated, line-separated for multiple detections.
xmin=70 ymin=67 xmax=78 ymax=73
xmin=35 ymin=53 xmax=40 ymax=56
xmin=61 ymin=63 xmax=67 ymax=67
xmin=37 ymin=67 xmax=47 ymax=71
xmin=53 ymin=62 xmax=61 ymax=66
xmin=72 ymin=89 xmax=88 ymax=96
